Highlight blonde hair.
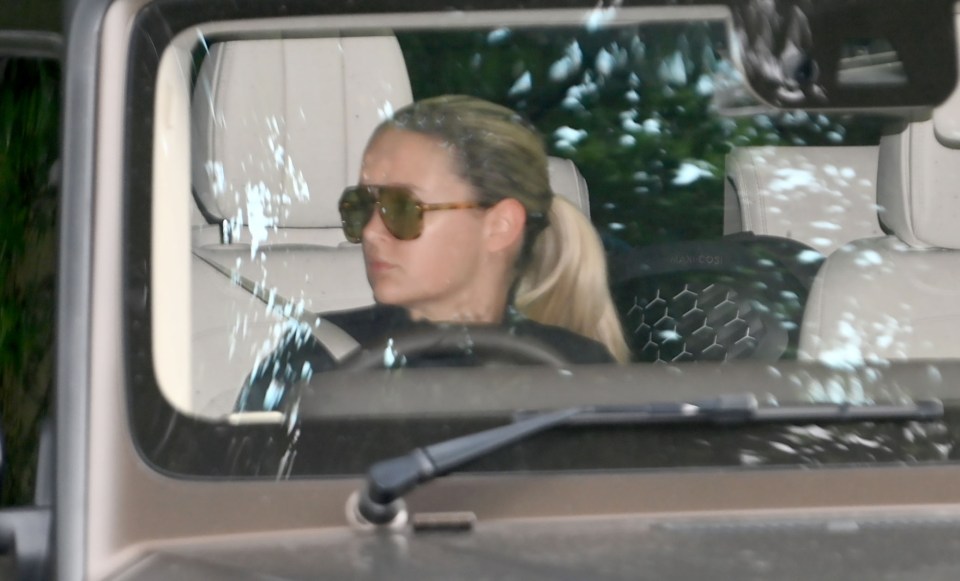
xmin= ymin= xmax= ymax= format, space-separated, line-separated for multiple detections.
xmin=515 ymin=197 xmax=630 ymax=363
xmin=378 ymin=95 xmax=629 ymax=362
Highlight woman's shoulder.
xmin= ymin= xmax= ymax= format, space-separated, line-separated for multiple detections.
xmin=512 ymin=318 xmax=616 ymax=364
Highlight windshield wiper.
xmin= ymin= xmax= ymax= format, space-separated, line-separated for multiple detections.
xmin=351 ymin=394 xmax=943 ymax=526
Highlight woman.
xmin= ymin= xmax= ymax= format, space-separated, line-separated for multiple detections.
xmin=238 ymin=95 xmax=628 ymax=411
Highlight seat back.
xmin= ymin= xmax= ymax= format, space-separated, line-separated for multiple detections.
xmin=188 ymin=36 xmax=413 ymax=414
xmin=724 ymin=146 xmax=883 ymax=256
xmin=800 ymin=23 xmax=960 ymax=363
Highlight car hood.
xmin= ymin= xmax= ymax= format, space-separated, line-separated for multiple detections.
xmin=108 ymin=509 xmax=960 ymax=581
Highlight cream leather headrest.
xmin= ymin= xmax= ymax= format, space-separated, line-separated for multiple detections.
xmin=191 ymin=37 xmax=413 ymax=229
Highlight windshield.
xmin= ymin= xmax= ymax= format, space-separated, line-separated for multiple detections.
xmin=132 ymin=2 xmax=960 ymax=478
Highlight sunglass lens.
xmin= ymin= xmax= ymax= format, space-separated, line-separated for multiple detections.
xmin=339 ymin=187 xmax=375 ymax=243
xmin=379 ymin=187 xmax=423 ymax=240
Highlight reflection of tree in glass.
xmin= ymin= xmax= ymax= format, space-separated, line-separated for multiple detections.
xmin=399 ymin=24 xmax=885 ymax=249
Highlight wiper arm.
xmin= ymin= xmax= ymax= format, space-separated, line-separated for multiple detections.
xmin=351 ymin=394 xmax=943 ymax=527
xmin=351 ymin=407 xmax=581 ymax=527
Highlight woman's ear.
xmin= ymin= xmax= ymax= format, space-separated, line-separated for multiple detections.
xmin=483 ymin=198 xmax=527 ymax=253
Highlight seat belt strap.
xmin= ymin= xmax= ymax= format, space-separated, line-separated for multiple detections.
xmin=192 ymin=249 xmax=361 ymax=361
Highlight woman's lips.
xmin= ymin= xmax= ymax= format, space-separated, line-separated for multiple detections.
xmin=366 ymin=258 xmax=395 ymax=274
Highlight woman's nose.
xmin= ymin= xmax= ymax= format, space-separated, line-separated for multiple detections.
xmin=361 ymin=204 xmax=390 ymax=243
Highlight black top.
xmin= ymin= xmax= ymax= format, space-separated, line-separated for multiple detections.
xmin=236 ymin=304 xmax=614 ymax=412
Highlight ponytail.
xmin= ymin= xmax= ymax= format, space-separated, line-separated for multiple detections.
xmin=514 ymin=197 xmax=630 ymax=363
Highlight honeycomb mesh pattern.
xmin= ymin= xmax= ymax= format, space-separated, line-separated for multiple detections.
xmin=610 ymin=235 xmax=822 ymax=364
xmin=624 ymin=280 xmax=776 ymax=362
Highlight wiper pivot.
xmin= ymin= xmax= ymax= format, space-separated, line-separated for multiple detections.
xmin=355 ymin=408 xmax=580 ymax=526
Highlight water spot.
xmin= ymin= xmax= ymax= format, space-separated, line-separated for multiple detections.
xmin=753 ymin=115 xmax=774 ymax=130
xmin=245 ymin=181 xmax=277 ymax=257
xmin=658 ymin=50 xmax=687 ymax=85
xmin=786 ymin=425 xmax=834 ymax=441
xmin=622 ymin=117 xmax=644 ymax=133
xmin=797 ymin=250 xmax=822 ymax=264
xmin=204 ymin=161 xmax=225 ymax=196
xmin=562 ymin=76 xmax=599 ymax=110
xmin=263 ymin=379 xmax=285 ymax=410
xmin=841 ymin=434 xmax=882 ymax=449
xmin=508 ymin=71 xmax=532 ymax=96
xmin=583 ymin=0 xmax=622 ymax=30
xmin=854 ymin=250 xmax=883 ymax=267
xmin=812 ymin=221 xmax=841 ymax=231
xmin=672 ymin=161 xmax=714 ymax=186
xmin=554 ymin=126 xmax=588 ymax=151
xmin=769 ymin=441 xmax=797 ymax=454
xmin=378 ymin=100 xmax=395 ymax=121
xmin=695 ymin=75 xmax=714 ymax=95
xmin=935 ymin=443 xmax=953 ymax=458
xmin=825 ymin=378 xmax=846 ymax=402
xmin=383 ymin=338 xmax=399 ymax=368
xmin=642 ymin=119 xmax=661 ymax=135
xmin=549 ymin=41 xmax=583 ymax=82
xmin=780 ymin=290 xmax=799 ymax=301
xmin=595 ymin=47 xmax=616 ymax=76
xmin=658 ymin=330 xmax=681 ymax=342
xmin=740 ymin=451 xmax=764 ymax=466
xmin=487 ymin=27 xmax=511 ymax=44
xmin=769 ymin=168 xmax=816 ymax=192
xmin=286 ymin=400 xmax=300 ymax=435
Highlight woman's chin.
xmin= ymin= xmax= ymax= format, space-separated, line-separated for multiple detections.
xmin=371 ymin=285 xmax=407 ymax=307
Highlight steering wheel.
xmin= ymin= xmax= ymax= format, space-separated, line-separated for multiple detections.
xmin=338 ymin=326 xmax=572 ymax=371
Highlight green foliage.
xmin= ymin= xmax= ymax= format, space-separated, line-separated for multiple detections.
xmin=399 ymin=24 xmax=884 ymax=249
xmin=0 ymin=57 xmax=59 ymax=507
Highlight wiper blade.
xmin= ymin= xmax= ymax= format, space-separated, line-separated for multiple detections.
xmin=533 ymin=393 xmax=945 ymax=425
xmin=351 ymin=394 xmax=943 ymax=526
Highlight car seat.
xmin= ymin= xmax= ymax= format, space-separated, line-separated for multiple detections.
xmin=610 ymin=233 xmax=822 ymax=363
xmin=724 ymin=146 xmax=883 ymax=256
xmin=609 ymin=142 xmax=887 ymax=363
xmin=184 ymin=36 xmax=412 ymax=414
xmin=799 ymin=93 xmax=960 ymax=364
